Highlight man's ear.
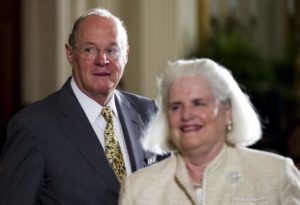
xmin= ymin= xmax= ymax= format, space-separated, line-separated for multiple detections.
xmin=65 ymin=43 xmax=73 ymax=64
xmin=124 ymin=45 xmax=129 ymax=62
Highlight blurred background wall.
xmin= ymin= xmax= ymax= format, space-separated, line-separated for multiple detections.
xmin=1 ymin=0 xmax=300 ymax=168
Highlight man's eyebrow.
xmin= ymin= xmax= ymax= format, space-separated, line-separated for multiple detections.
xmin=80 ymin=42 xmax=96 ymax=46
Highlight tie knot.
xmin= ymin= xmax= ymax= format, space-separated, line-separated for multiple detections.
xmin=101 ymin=106 xmax=113 ymax=122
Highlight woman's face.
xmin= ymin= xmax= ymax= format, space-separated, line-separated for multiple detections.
xmin=167 ymin=76 xmax=231 ymax=157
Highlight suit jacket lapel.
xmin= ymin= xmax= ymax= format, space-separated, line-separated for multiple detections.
xmin=57 ymin=79 xmax=119 ymax=191
xmin=115 ymin=91 xmax=146 ymax=171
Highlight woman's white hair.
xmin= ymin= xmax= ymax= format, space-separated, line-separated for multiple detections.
xmin=142 ymin=58 xmax=262 ymax=154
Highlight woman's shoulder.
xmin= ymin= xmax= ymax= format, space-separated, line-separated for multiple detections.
xmin=135 ymin=155 xmax=176 ymax=175
xmin=126 ymin=155 xmax=177 ymax=184
xmin=229 ymin=146 xmax=293 ymax=169
xmin=234 ymin=146 xmax=285 ymax=159
xmin=120 ymin=155 xmax=183 ymax=204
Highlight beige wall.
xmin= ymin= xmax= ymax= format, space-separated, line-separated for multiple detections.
xmin=21 ymin=0 xmax=198 ymax=104
xmin=209 ymin=0 xmax=287 ymax=58
xmin=21 ymin=0 xmax=289 ymax=104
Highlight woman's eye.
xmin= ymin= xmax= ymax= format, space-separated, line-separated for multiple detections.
xmin=169 ymin=104 xmax=180 ymax=111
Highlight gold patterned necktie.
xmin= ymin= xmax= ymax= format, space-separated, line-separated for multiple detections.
xmin=101 ymin=106 xmax=127 ymax=184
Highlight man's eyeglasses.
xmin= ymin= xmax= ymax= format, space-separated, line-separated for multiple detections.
xmin=76 ymin=45 xmax=122 ymax=60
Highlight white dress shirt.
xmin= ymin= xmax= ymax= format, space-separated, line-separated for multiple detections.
xmin=70 ymin=78 xmax=132 ymax=175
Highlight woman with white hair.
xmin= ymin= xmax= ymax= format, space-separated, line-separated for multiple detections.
xmin=119 ymin=58 xmax=300 ymax=205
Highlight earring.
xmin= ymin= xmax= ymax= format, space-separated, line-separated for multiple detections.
xmin=227 ymin=120 xmax=233 ymax=132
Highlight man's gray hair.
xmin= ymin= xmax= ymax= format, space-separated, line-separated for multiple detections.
xmin=67 ymin=7 xmax=128 ymax=48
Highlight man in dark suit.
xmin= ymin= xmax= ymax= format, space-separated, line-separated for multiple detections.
xmin=0 ymin=8 xmax=159 ymax=205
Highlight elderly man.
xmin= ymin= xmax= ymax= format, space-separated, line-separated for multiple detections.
xmin=0 ymin=8 xmax=160 ymax=205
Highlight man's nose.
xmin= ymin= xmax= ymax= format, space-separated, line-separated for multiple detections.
xmin=95 ymin=49 xmax=110 ymax=65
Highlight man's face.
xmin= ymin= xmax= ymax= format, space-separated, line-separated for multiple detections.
xmin=65 ymin=15 xmax=128 ymax=105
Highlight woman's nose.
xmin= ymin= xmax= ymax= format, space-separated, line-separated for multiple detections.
xmin=182 ymin=107 xmax=193 ymax=120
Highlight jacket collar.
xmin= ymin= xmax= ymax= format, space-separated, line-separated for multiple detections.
xmin=57 ymin=78 xmax=120 ymax=192
xmin=174 ymin=145 xmax=229 ymax=204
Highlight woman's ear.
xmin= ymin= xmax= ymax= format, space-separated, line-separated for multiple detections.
xmin=224 ymin=100 xmax=233 ymax=132
xmin=225 ymin=100 xmax=232 ymax=124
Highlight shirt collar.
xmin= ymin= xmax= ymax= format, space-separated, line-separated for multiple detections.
xmin=70 ymin=78 xmax=118 ymax=123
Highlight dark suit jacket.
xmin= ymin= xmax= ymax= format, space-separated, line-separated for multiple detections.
xmin=0 ymin=79 xmax=157 ymax=205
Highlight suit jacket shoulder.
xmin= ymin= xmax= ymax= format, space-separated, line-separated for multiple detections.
xmin=0 ymin=79 xmax=121 ymax=205
xmin=114 ymin=90 xmax=159 ymax=171
xmin=115 ymin=90 xmax=157 ymax=120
